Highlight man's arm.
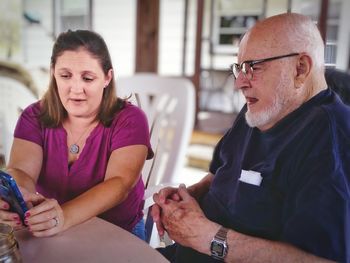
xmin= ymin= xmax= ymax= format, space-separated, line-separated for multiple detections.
xmin=207 ymin=225 xmax=334 ymax=263
xmin=154 ymin=185 xmax=334 ymax=263
xmin=187 ymin=173 xmax=213 ymax=201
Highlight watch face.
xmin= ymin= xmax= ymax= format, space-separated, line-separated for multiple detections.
xmin=211 ymin=240 xmax=225 ymax=257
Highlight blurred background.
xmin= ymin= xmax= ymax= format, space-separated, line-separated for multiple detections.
xmin=1 ymin=0 xmax=349 ymax=181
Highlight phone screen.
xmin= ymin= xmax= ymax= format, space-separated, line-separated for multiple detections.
xmin=0 ymin=171 xmax=28 ymax=220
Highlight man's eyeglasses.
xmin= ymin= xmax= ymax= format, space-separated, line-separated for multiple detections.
xmin=230 ymin=53 xmax=300 ymax=80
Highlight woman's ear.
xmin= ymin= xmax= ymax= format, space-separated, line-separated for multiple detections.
xmin=105 ymin=69 xmax=113 ymax=88
xmin=295 ymin=53 xmax=312 ymax=88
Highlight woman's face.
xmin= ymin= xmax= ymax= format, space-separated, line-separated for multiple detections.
xmin=53 ymin=48 xmax=112 ymax=119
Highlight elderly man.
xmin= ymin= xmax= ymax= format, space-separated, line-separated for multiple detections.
xmin=152 ymin=13 xmax=350 ymax=263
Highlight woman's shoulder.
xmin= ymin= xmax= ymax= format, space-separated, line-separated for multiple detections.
xmin=106 ymin=102 xmax=149 ymax=134
xmin=115 ymin=102 xmax=148 ymax=122
xmin=21 ymin=100 xmax=41 ymax=118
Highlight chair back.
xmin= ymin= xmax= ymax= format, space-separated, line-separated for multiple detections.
xmin=0 ymin=76 xmax=37 ymax=164
xmin=325 ymin=68 xmax=350 ymax=105
xmin=117 ymin=73 xmax=195 ymax=189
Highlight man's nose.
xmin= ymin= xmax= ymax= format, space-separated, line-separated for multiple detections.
xmin=234 ymin=72 xmax=250 ymax=90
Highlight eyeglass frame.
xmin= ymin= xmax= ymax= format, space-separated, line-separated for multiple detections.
xmin=230 ymin=52 xmax=300 ymax=80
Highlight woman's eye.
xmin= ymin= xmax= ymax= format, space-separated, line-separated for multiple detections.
xmin=83 ymin=76 xmax=94 ymax=82
xmin=60 ymin=74 xmax=70 ymax=79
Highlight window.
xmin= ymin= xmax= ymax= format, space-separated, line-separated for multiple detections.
xmin=212 ymin=0 xmax=264 ymax=54
xmin=54 ymin=0 xmax=92 ymax=36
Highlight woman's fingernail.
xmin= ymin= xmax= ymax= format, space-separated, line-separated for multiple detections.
xmin=13 ymin=216 xmax=19 ymax=220
xmin=3 ymin=204 xmax=9 ymax=209
xmin=25 ymin=212 xmax=30 ymax=217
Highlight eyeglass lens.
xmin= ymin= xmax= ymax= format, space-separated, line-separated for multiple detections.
xmin=232 ymin=63 xmax=252 ymax=80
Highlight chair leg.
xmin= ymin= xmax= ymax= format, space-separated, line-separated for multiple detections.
xmin=145 ymin=208 xmax=154 ymax=244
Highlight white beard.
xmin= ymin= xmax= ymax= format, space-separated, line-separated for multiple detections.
xmin=245 ymin=78 xmax=291 ymax=129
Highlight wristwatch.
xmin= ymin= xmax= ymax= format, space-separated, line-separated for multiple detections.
xmin=210 ymin=226 xmax=228 ymax=260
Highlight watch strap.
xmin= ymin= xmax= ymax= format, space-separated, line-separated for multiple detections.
xmin=211 ymin=226 xmax=229 ymax=260
xmin=215 ymin=226 xmax=228 ymax=241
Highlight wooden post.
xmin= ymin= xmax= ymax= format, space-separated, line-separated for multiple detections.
xmin=193 ymin=0 xmax=204 ymax=125
xmin=135 ymin=0 xmax=160 ymax=72
xmin=318 ymin=0 xmax=329 ymax=43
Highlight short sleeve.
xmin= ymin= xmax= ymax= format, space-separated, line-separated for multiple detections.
xmin=14 ymin=102 xmax=43 ymax=147
xmin=110 ymin=104 xmax=153 ymax=159
xmin=209 ymin=136 xmax=225 ymax=175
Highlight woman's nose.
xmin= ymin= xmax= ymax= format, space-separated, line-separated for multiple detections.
xmin=70 ymin=79 xmax=84 ymax=93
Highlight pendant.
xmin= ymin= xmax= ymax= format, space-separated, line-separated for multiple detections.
xmin=69 ymin=144 xmax=80 ymax=154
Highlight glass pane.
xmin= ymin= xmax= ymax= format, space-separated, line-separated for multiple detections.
xmin=60 ymin=0 xmax=90 ymax=32
xmin=62 ymin=0 xmax=89 ymax=15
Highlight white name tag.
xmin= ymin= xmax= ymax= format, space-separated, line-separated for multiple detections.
xmin=239 ymin=170 xmax=263 ymax=186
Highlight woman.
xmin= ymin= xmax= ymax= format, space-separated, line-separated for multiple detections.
xmin=0 ymin=30 xmax=153 ymax=240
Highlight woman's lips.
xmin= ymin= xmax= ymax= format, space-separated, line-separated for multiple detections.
xmin=69 ymin=98 xmax=86 ymax=105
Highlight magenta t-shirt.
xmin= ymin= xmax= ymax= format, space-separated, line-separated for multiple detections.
xmin=14 ymin=101 xmax=153 ymax=232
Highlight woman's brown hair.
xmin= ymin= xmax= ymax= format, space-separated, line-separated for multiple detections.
xmin=40 ymin=30 xmax=124 ymax=127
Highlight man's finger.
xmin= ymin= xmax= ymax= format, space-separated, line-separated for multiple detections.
xmin=155 ymin=218 xmax=165 ymax=237
xmin=158 ymin=187 xmax=179 ymax=203
xmin=177 ymin=184 xmax=191 ymax=201
xmin=151 ymin=204 xmax=161 ymax=221
xmin=151 ymin=202 xmax=166 ymax=237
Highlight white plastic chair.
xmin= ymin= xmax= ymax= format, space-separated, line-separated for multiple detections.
xmin=117 ymin=73 xmax=195 ymax=245
xmin=0 ymin=76 xmax=38 ymax=164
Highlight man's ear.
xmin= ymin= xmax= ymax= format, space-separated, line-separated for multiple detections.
xmin=295 ymin=53 xmax=312 ymax=88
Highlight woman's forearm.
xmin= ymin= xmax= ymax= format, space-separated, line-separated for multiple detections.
xmin=6 ymin=167 xmax=37 ymax=193
xmin=61 ymin=176 xmax=134 ymax=230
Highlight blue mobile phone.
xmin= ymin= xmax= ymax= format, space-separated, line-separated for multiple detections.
xmin=0 ymin=171 xmax=28 ymax=221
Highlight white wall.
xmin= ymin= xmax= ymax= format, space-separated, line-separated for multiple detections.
xmin=93 ymin=0 xmax=136 ymax=77
xmin=22 ymin=0 xmax=54 ymax=68
xmin=0 ymin=0 xmax=22 ymax=62
xmin=158 ymin=0 xmax=185 ymax=75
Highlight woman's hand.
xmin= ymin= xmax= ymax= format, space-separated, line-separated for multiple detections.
xmin=0 ymin=186 xmax=43 ymax=230
xmin=24 ymin=197 xmax=65 ymax=237
xmin=0 ymin=198 xmax=24 ymax=230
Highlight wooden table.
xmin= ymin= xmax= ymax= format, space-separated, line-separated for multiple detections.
xmin=15 ymin=217 xmax=169 ymax=263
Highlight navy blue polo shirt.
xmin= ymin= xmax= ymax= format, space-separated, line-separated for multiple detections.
xmin=173 ymin=89 xmax=350 ymax=263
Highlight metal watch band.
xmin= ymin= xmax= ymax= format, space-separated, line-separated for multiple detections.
xmin=211 ymin=226 xmax=229 ymax=260
xmin=215 ymin=226 xmax=228 ymax=241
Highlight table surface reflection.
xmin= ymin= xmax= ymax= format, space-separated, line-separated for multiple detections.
xmin=15 ymin=217 xmax=169 ymax=263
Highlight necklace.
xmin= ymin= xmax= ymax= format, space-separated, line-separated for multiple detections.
xmin=66 ymin=123 xmax=95 ymax=154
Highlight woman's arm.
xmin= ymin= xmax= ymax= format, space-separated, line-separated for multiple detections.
xmin=26 ymin=144 xmax=148 ymax=236
xmin=7 ymin=138 xmax=43 ymax=192
xmin=1 ymin=138 xmax=43 ymax=228
xmin=62 ymin=144 xmax=148 ymax=229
